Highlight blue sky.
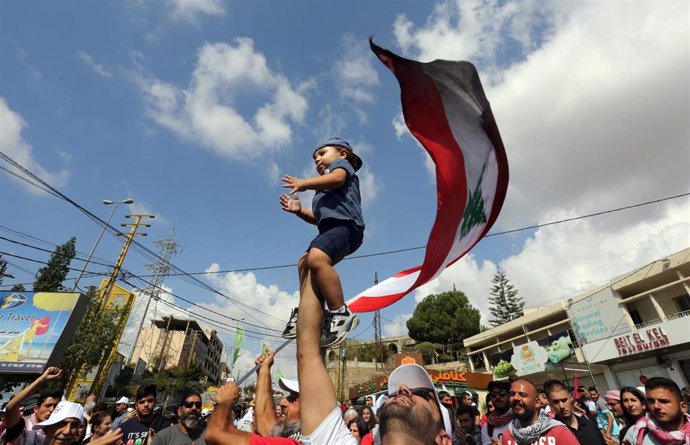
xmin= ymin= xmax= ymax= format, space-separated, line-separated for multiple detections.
xmin=1 ymin=0 xmax=688 ymax=381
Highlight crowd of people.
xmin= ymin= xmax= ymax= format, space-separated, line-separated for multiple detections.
xmin=1 ymin=354 xmax=690 ymax=445
xmin=0 ymin=367 xmax=214 ymax=445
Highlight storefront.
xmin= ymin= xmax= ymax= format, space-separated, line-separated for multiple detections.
xmin=582 ymin=314 xmax=690 ymax=389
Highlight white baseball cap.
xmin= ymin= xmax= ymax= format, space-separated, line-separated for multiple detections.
xmin=33 ymin=401 xmax=84 ymax=430
xmin=387 ymin=364 xmax=452 ymax=434
xmin=278 ymin=378 xmax=299 ymax=395
xmin=115 ymin=397 xmax=129 ymax=405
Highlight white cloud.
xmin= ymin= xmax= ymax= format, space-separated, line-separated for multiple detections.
xmin=358 ymin=169 xmax=381 ymax=206
xmin=383 ymin=312 xmax=412 ymax=337
xmin=77 ymin=50 xmax=112 ymax=78
xmin=412 ymin=198 xmax=690 ymax=324
xmin=0 ymin=98 xmax=69 ymax=193
xmin=335 ymin=35 xmax=380 ymax=104
xmin=133 ymin=39 xmax=309 ymax=162
xmin=129 ymin=199 xmax=170 ymax=225
xmin=169 ymin=0 xmax=225 ymax=24
xmin=393 ymin=0 xmax=548 ymax=68
xmin=390 ymin=1 xmax=689 ymax=234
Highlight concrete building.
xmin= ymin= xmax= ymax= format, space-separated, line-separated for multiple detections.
xmin=129 ymin=317 xmax=224 ymax=385
xmin=463 ymin=247 xmax=690 ymax=391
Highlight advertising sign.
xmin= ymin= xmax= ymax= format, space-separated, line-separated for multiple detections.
xmin=0 ymin=291 xmax=87 ymax=373
xmin=510 ymin=341 xmax=549 ymax=375
xmin=502 ymin=332 xmax=576 ymax=378
xmin=569 ymin=286 xmax=630 ymax=344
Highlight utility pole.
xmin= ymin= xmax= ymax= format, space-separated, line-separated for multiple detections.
xmin=373 ymin=272 xmax=384 ymax=371
xmin=88 ymin=214 xmax=153 ymax=397
xmin=127 ymin=228 xmax=178 ymax=365
xmin=156 ymin=315 xmax=174 ymax=374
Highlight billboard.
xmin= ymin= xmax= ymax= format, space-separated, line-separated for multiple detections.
xmin=0 ymin=291 xmax=87 ymax=373
xmin=568 ymin=286 xmax=630 ymax=344
xmin=493 ymin=331 xmax=577 ymax=378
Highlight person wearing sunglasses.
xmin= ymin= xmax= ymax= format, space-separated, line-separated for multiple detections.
xmin=376 ymin=363 xmax=453 ymax=444
xmin=151 ymin=393 xmax=205 ymax=445
xmin=120 ymin=384 xmax=170 ymax=445
xmin=481 ymin=381 xmax=512 ymax=445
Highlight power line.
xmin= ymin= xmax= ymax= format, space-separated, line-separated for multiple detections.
xmin=0 ymin=150 xmax=287 ymax=327
xmin=0 ymin=247 xmax=285 ymax=338
xmin=108 ymin=191 xmax=690 ymax=277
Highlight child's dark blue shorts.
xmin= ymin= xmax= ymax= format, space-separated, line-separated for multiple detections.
xmin=308 ymin=219 xmax=364 ymax=265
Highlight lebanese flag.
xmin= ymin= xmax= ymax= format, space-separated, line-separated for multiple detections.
xmin=347 ymin=39 xmax=509 ymax=313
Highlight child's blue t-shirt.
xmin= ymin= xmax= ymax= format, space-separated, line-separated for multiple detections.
xmin=312 ymin=158 xmax=364 ymax=228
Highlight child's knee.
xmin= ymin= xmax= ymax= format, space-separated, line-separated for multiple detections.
xmin=306 ymin=249 xmax=330 ymax=271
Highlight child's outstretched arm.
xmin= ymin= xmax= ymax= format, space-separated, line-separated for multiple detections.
xmin=281 ymin=169 xmax=347 ymax=193
xmin=279 ymin=192 xmax=316 ymax=224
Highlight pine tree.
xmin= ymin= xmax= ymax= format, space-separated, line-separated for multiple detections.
xmin=488 ymin=269 xmax=524 ymax=326
xmin=34 ymin=237 xmax=77 ymax=292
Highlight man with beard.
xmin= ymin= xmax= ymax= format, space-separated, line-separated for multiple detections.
xmin=501 ymin=379 xmax=578 ymax=445
xmin=152 ymin=393 xmax=205 ymax=445
xmin=543 ymin=379 xmax=605 ymax=445
xmin=377 ymin=363 xmax=453 ymax=444
xmin=481 ymin=381 xmax=513 ymax=445
xmin=253 ymin=348 xmax=302 ymax=440
xmin=455 ymin=404 xmax=482 ymax=445
xmin=623 ymin=377 xmax=690 ymax=445
xmin=120 ymin=385 xmax=170 ymax=445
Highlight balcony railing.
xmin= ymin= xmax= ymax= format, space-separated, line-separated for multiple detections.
xmin=634 ymin=309 xmax=690 ymax=330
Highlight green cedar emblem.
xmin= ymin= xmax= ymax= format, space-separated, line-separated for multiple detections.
xmin=460 ymin=165 xmax=488 ymax=239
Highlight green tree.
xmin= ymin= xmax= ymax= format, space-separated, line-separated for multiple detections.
xmin=407 ymin=290 xmax=481 ymax=346
xmin=10 ymin=284 xmax=26 ymax=292
xmin=146 ymin=362 xmax=206 ymax=401
xmin=488 ymin=269 xmax=524 ymax=326
xmin=34 ymin=237 xmax=77 ymax=292
xmin=59 ymin=286 xmax=123 ymax=387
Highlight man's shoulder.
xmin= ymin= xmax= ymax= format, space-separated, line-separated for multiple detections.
xmin=546 ymin=425 xmax=579 ymax=442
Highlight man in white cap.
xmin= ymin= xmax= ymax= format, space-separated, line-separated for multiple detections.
xmin=110 ymin=397 xmax=130 ymax=430
xmin=376 ymin=363 xmax=453 ymax=444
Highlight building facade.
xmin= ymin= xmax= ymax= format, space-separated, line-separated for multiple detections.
xmin=463 ymin=247 xmax=690 ymax=391
xmin=129 ymin=317 xmax=224 ymax=385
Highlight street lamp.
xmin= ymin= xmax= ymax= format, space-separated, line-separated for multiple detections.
xmin=71 ymin=198 xmax=134 ymax=292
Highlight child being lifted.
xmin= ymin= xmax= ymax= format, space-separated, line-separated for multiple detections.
xmin=280 ymin=137 xmax=364 ymax=348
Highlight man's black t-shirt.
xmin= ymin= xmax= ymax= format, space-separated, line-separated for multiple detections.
xmin=561 ymin=414 xmax=606 ymax=445
xmin=120 ymin=415 xmax=171 ymax=445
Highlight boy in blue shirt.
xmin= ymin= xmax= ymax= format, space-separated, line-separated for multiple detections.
xmin=279 ymin=137 xmax=364 ymax=348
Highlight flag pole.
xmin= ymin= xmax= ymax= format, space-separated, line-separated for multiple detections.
xmin=236 ymin=339 xmax=293 ymax=385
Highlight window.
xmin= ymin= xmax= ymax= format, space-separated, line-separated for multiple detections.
xmin=673 ymin=294 xmax=690 ymax=312
xmin=629 ymin=310 xmax=643 ymax=325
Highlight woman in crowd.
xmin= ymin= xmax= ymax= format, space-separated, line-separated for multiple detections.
xmin=82 ymin=411 xmax=112 ymax=444
xmin=359 ymin=406 xmax=377 ymax=432
xmin=619 ymin=386 xmax=647 ymax=442
xmin=348 ymin=417 xmax=371 ymax=444
xmin=480 ymin=395 xmax=493 ymax=427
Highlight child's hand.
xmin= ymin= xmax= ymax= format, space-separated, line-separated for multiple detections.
xmin=279 ymin=193 xmax=301 ymax=214
xmin=281 ymin=175 xmax=305 ymax=193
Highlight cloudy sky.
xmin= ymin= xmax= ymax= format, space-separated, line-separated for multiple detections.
xmin=1 ymin=0 xmax=688 ymax=382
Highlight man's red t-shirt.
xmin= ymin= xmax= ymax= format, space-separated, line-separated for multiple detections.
xmin=249 ymin=434 xmax=301 ymax=445
xmin=501 ymin=426 xmax=579 ymax=445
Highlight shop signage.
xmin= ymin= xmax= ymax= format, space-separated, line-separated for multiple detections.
xmin=614 ymin=326 xmax=670 ymax=356
xmin=569 ymin=286 xmax=630 ymax=344
xmin=510 ymin=341 xmax=548 ymax=375
xmin=0 ymin=291 xmax=86 ymax=373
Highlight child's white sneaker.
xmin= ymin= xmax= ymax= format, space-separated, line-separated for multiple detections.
xmin=282 ymin=307 xmax=298 ymax=339
xmin=320 ymin=306 xmax=359 ymax=348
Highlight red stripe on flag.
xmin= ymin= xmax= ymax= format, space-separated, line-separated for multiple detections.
xmin=371 ymin=41 xmax=468 ymax=291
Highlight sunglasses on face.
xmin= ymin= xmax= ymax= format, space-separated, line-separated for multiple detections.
xmin=489 ymin=390 xmax=508 ymax=399
xmin=182 ymin=401 xmax=202 ymax=409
